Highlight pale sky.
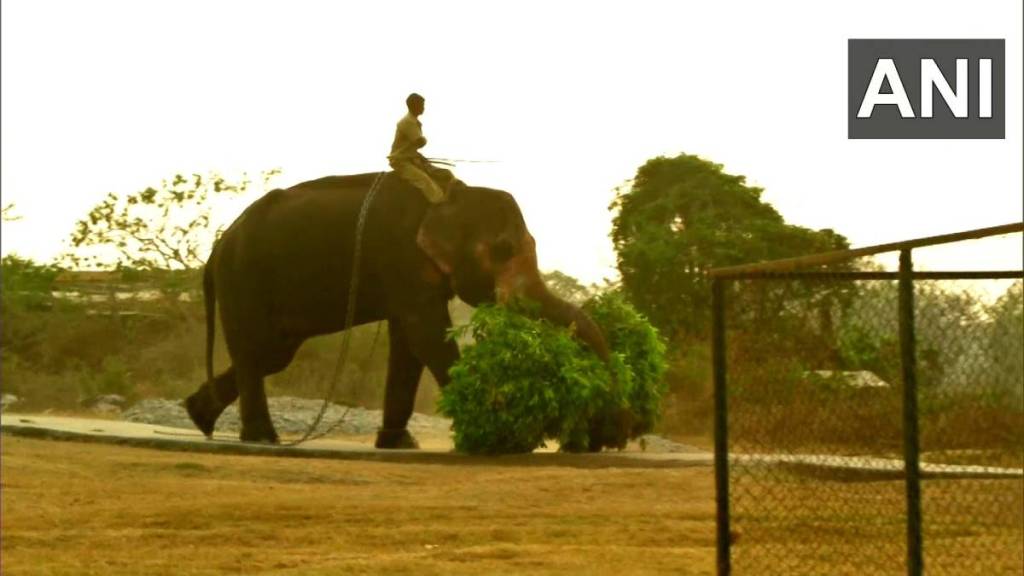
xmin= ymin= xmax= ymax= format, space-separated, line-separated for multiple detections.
xmin=2 ymin=0 xmax=1022 ymax=283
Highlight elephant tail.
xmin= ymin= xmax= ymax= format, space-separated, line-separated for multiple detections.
xmin=204 ymin=259 xmax=216 ymax=382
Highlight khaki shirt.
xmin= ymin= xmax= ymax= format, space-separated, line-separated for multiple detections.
xmin=388 ymin=113 xmax=425 ymax=163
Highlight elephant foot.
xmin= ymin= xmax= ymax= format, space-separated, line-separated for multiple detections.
xmin=375 ymin=428 xmax=420 ymax=449
xmin=184 ymin=392 xmax=220 ymax=438
xmin=240 ymin=422 xmax=280 ymax=444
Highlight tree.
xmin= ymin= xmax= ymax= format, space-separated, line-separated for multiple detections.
xmin=2 ymin=203 xmax=21 ymax=221
xmin=987 ymin=280 xmax=1023 ymax=402
xmin=0 ymin=254 xmax=61 ymax=312
xmin=541 ymin=270 xmax=598 ymax=305
xmin=835 ymin=279 xmax=986 ymax=391
xmin=63 ymin=169 xmax=280 ymax=270
xmin=610 ymin=153 xmax=850 ymax=339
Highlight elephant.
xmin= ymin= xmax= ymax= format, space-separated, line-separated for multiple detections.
xmin=184 ymin=172 xmax=610 ymax=447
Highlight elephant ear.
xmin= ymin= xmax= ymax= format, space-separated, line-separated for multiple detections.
xmin=416 ymin=202 xmax=465 ymax=275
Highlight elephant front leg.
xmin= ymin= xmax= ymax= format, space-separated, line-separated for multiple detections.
xmin=377 ymin=317 xmax=426 ymax=449
xmin=376 ymin=306 xmax=458 ymax=449
xmin=401 ymin=302 xmax=459 ymax=388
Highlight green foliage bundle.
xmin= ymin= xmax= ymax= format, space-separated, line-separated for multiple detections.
xmin=582 ymin=291 xmax=668 ymax=450
xmin=439 ymin=294 xmax=667 ymax=454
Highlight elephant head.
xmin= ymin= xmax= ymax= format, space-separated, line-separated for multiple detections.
xmin=416 ymin=186 xmax=611 ymax=361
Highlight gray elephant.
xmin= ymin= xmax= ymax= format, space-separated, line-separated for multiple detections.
xmin=185 ymin=173 xmax=609 ymax=447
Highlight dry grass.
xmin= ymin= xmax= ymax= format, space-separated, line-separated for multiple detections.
xmin=731 ymin=469 xmax=1024 ymax=575
xmin=1 ymin=437 xmax=716 ymax=575
xmin=5 ymin=436 xmax=1019 ymax=575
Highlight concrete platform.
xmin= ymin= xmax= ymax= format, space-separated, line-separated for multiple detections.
xmin=4 ymin=413 xmax=1020 ymax=480
xmin=735 ymin=453 xmax=1024 ymax=480
xmin=0 ymin=413 xmax=713 ymax=469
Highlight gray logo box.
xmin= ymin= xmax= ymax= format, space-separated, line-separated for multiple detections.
xmin=848 ymin=39 xmax=1004 ymax=139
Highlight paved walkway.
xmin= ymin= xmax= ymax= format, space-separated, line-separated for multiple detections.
xmin=0 ymin=413 xmax=712 ymax=469
xmin=735 ymin=453 xmax=1023 ymax=480
xmin=4 ymin=413 xmax=1021 ymax=479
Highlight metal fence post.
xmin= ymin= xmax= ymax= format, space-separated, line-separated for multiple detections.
xmin=899 ymin=249 xmax=923 ymax=576
xmin=712 ymin=278 xmax=731 ymax=576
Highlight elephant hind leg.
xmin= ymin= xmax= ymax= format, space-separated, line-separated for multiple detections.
xmin=185 ymin=367 xmax=238 ymax=438
xmin=235 ymin=338 xmax=304 ymax=444
xmin=238 ymin=371 xmax=278 ymax=444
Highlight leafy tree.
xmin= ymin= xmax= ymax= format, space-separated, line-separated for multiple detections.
xmin=63 ymin=169 xmax=280 ymax=270
xmin=0 ymin=255 xmax=61 ymax=311
xmin=987 ymin=280 xmax=1023 ymax=402
xmin=834 ymin=277 xmax=1019 ymax=397
xmin=609 ymin=153 xmax=850 ymax=339
xmin=541 ymin=270 xmax=598 ymax=305
xmin=2 ymin=203 xmax=21 ymax=221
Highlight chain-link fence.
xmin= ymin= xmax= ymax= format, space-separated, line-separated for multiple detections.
xmin=710 ymin=224 xmax=1024 ymax=575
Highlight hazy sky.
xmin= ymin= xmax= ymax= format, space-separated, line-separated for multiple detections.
xmin=2 ymin=0 xmax=1022 ymax=283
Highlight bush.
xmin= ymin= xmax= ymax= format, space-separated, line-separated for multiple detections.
xmin=1 ymin=255 xmax=61 ymax=312
xmin=438 ymin=295 xmax=667 ymax=454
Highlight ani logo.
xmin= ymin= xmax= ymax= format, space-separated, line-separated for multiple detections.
xmin=848 ymin=39 xmax=1004 ymax=139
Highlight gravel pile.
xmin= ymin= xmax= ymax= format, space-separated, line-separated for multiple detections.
xmin=121 ymin=396 xmax=452 ymax=437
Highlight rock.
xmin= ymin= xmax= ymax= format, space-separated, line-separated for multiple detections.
xmin=637 ymin=434 xmax=705 ymax=454
xmin=95 ymin=401 xmax=123 ymax=414
xmin=122 ymin=398 xmax=194 ymax=429
xmin=81 ymin=394 xmax=127 ymax=414
xmin=1 ymin=394 xmax=20 ymax=412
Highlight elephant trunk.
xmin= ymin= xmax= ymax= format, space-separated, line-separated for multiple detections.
xmin=527 ymin=281 xmax=611 ymax=362
xmin=495 ymin=234 xmax=611 ymax=362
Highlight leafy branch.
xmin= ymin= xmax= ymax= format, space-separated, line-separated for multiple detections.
xmin=62 ymin=169 xmax=281 ymax=270
xmin=2 ymin=203 xmax=21 ymax=222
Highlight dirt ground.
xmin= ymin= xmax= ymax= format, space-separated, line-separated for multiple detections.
xmin=0 ymin=436 xmax=717 ymax=575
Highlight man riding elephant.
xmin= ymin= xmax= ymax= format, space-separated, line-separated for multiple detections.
xmin=388 ymin=93 xmax=462 ymax=203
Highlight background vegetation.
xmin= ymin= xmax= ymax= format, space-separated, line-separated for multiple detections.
xmin=2 ymin=157 xmax=1020 ymax=456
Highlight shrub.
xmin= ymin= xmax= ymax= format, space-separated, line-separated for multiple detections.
xmin=0 ymin=255 xmax=61 ymax=312
xmin=439 ymin=295 xmax=667 ymax=454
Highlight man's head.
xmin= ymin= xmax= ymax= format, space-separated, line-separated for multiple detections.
xmin=406 ymin=93 xmax=425 ymax=116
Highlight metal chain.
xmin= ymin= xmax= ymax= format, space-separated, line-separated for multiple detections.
xmin=282 ymin=171 xmax=387 ymax=446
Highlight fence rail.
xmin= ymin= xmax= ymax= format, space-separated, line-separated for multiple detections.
xmin=709 ymin=223 xmax=1023 ymax=277
xmin=710 ymin=223 xmax=1024 ymax=575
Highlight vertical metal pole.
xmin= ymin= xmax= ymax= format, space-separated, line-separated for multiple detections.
xmin=712 ymin=278 xmax=731 ymax=576
xmin=899 ymin=249 xmax=923 ymax=576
